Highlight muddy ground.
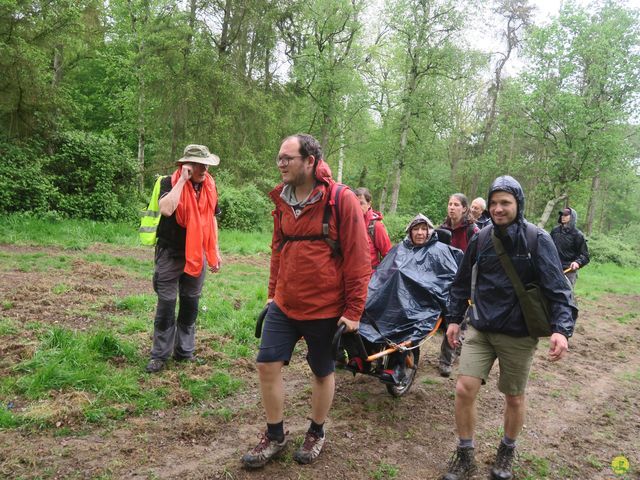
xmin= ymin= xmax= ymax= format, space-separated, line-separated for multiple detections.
xmin=0 ymin=244 xmax=638 ymax=480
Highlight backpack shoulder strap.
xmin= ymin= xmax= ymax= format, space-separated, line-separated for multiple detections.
xmin=524 ymin=222 xmax=539 ymax=256
xmin=368 ymin=218 xmax=376 ymax=242
xmin=323 ymin=183 xmax=347 ymax=255
xmin=476 ymin=224 xmax=493 ymax=258
xmin=466 ymin=223 xmax=476 ymax=241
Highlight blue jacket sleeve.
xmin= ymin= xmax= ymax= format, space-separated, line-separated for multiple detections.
xmin=575 ymin=232 xmax=590 ymax=267
xmin=446 ymin=235 xmax=477 ymax=324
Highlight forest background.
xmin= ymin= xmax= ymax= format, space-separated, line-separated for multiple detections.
xmin=1 ymin=0 xmax=639 ymax=265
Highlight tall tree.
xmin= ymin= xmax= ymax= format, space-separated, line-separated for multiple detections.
xmin=516 ymin=2 xmax=640 ymax=228
xmin=383 ymin=0 xmax=466 ymax=213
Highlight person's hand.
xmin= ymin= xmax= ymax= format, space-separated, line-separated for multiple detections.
xmin=266 ymin=298 xmax=274 ymax=305
xmin=548 ymin=332 xmax=569 ymax=362
xmin=338 ymin=316 xmax=359 ymax=333
xmin=209 ymin=253 xmax=222 ymax=273
xmin=570 ymin=261 xmax=580 ymax=271
xmin=181 ymin=164 xmax=193 ymax=181
xmin=446 ymin=323 xmax=461 ymax=349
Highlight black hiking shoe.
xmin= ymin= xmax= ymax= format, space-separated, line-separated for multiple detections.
xmin=174 ymin=355 xmax=204 ymax=365
xmin=490 ymin=442 xmax=516 ymax=480
xmin=293 ymin=431 xmax=326 ymax=464
xmin=439 ymin=363 xmax=452 ymax=377
xmin=241 ymin=432 xmax=288 ymax=469
xmin=441 ymin=446 xmax=477 ymax=480
xmin=145 ymin=358 xmax=166 ymax=373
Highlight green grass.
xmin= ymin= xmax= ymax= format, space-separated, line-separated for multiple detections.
xmin=179 ymin=372 xmax=242 ymax=402
xmin=114 ymin=294 xmax=157 ymax=315
xmin=0 ymin=326 xmax=171 ymax=427
xmin=0 ymin=213 xmax=271 ymax=255
xmin=0 ymin=220 xmax=270 ymax=430
xmin=0 ymin=317 xmax=18 ymax=335
xmin=371 ymin=461 xmax=399 ymax=480
xmin=576 ymin=264 xmax=640 ymax=298
xmin=83 ymin=252 xmax=153 ymax=278
xmin=616 ymin=312 xmax=638 ymax=325
xmin=0 ymin=214 xmax=138 ymax=249
xmin=515 ymin=453 xmax=551 ymax=479
xmin=0 ymin=251 xmax=73 ymax=273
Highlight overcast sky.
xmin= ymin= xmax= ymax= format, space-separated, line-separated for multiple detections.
xmin=467 ymin=0 xmax=640 ymax=76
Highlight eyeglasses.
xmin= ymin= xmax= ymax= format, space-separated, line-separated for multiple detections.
xmin=275 ymin=155 xmax=304 ymax=166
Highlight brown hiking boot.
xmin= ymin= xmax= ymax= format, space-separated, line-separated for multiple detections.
xmin=441 ymin=446 xmax=477 ymax=480
xmin=293 ymin=431 xmax=326 ymax=464
xmin=490 ymin=442 xmax=516 ymax=480
xmin=241 ymin=432 xmax=288 ymax=469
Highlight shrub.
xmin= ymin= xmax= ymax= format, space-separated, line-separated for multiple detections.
xmin=0 ymin=138 xmax=52 ymax=214
xmin=380 ymin=214 xmax=414 ymax=243
xmin=588 ymin=232 xmax=640 ymax=268
xmin=217 ymin=183 xmax=271 ymax=232
xmin=45 ymin=131 xmax=138 ymax=221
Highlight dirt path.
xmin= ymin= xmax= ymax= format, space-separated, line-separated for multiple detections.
xmin=0 ymin=244 xmax=638 ymax=479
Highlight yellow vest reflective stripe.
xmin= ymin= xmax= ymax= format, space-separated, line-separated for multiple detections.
xmin=139 ymin=176 xmax=166 ymax=246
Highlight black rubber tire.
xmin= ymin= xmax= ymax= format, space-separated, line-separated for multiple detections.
xmin=386 ymin=348 xmax=419 ymax=397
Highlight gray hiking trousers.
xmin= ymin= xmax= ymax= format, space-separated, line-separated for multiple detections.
xmin=439 ymin=315 xmax=467 ymax=367
xmin=150 ymin=246 xmax=206 ymax=361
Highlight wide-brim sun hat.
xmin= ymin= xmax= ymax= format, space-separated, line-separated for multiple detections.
xmin=178 ymin=144 xmax=220 ymax=166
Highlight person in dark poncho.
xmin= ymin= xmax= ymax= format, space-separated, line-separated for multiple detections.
xmin=358 ymin=214 xmax=461 ymax=383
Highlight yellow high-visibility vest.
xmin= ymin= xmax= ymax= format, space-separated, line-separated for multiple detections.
xmin=139 ymin=175 xmax=166 ymax=246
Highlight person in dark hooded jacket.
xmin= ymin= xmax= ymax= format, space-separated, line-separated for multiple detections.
xmin=550 ymin=207 xmax=589 ymax=287
xmin=440 ymin=176 xmax=577 ymax=480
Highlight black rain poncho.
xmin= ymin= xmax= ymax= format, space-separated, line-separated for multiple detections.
xmin=359 ymin=228 xmax=462 ymax=345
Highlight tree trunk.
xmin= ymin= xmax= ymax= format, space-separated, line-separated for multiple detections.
xmin=389 ymin=71 xmax=415 ymax=214
xmin=218 ymin=0 xmax=233 ymax=56
xmin=537 ymin=193 xmax=567 ymax=228
xmin=52 ymin=44 xmax=64 ymax=87
xmin=379 ymin=180 xmax=388 ymax=214
xmin=128 ymin=0 xmax=149 ymax=193
xmin=337 ymin=131 xmax=345 ymax=184
xmin=137 ymin=77 xmax=145 ymax=193
xmin=585 ymin=166 xmax=600 ymax=235
xmin=320 ymin=111 xmax=331 ymax=156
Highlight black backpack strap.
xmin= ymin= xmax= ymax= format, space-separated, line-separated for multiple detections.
xmin=476 ymin=224 xmax=493 ymax=260
xmin=324 ymin=184 xmax=346 ymax=256
xmin=477 ymin=223 xmax=538 ymax=258
xmin=524 ymin=221 xmax=538 ymax=256
xmin=466 ymin=223 xmax=476 ymax=241
xmin=277 ymin=183 xmax=346 ymax=256
xmin=367 ymin=219 xmax=376 ymax=243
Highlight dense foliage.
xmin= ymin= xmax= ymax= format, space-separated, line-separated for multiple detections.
xmin=0 ymin=0 xmax=638 ymax=242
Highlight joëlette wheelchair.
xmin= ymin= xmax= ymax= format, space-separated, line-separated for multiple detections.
xmin=332 ymin=315 xmax=442 ymax=397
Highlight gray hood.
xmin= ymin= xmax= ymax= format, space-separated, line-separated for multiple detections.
xmin=557 ymin=207 xmax=577 ymax=230
xmin=405 ymin=213 xmax=435 ymax=232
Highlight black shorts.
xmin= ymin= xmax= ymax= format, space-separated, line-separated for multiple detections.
xmin=256 ymin=302 xmax=338 ymax=377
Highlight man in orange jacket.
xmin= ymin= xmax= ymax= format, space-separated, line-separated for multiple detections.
xmin=242 ymin=134 xmax=371 ymax=468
